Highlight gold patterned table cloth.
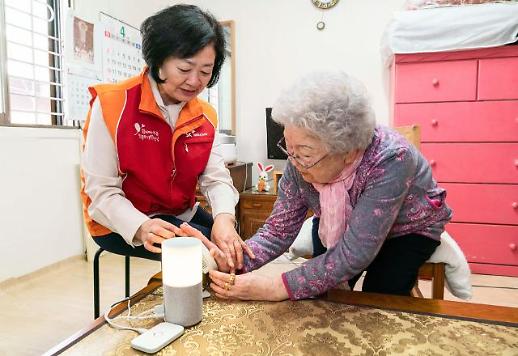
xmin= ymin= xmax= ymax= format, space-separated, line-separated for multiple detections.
xmin=63 ymin=288 xmax=518 ymax=355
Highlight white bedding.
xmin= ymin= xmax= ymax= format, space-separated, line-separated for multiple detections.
xmin=381 ymin=2 xmax=518 ymax=66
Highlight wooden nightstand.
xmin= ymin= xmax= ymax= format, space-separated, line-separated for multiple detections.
xmin=197 ymin=188 xmax=277 ymax=239
xmin=238 ymin=188 xmax=314 ymax=240
xmin=195 ymin=161 xmax=253 ymax=215
xmin=238 ymin=189 xmax=277 ymax=239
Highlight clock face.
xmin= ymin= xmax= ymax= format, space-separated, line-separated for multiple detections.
xmin=312 ymin=0 xmax=339 ymax=9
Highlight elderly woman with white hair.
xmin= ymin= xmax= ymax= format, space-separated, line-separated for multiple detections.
xmin=181 ymin=71 xmax=452 ymax=301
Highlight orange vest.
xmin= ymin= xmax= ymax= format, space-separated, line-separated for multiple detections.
xmin=80 ymin=70 xmax=217 ymax=237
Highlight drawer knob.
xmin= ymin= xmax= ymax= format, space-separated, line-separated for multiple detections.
xmin=429 ymin=160 xmax=436 ymax=167
xmin=510 ymin=243 xmax=517 ymax=252
xmin=431 ymin=119 xmax=438 ymax=127
xmin=512 ymin=202 xmax=518 ymax=209
xmin=514 ymin=159 xmax=518 ymax=167
xmin=432 ymin=78 xmax=439 ymax=86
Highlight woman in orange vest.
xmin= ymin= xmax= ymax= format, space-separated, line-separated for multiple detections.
xmin=81 ymin=4 xmax=253 ymax=270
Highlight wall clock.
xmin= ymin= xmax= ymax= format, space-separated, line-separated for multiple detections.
xmin=312 ymin=0 xmax=339 ymax=30
xmin=312 ymin=0 xmax=339 ymax=10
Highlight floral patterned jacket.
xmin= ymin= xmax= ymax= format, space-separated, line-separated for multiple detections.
xmin=242 ymin=126 xmax=452 ymax=300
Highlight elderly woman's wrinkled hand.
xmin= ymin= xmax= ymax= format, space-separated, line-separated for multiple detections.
xmin=211 ymin=213 xmax=255 ymax=272
xmin=171 ymin=223 xmax=232 ymax=273
xmin=208 ymin=270 xmax=288 ymax=302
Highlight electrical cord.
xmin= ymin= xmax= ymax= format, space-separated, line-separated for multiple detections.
xmin=472 ymin=285 xmax=518 ymax=290
xmin=104 ymin=297 xmax=164 ymax=334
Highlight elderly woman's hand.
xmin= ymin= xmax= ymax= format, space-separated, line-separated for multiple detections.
xmin=211 ymin=213 xmax=255 ymax=272
xmin=208 ymin=270 xmax=289 ymax=302
xmin=171 ymin=223 xmax=232 ymax=273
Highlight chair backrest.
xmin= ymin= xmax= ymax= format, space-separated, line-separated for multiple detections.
xmin=394 ymin=125 xmax=421 ymax=150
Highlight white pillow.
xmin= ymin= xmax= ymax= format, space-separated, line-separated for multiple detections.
xmin=427 ymin=231 xmax=473 ymax=300
xmin=286 ymin=217 xmax=315 ymax=260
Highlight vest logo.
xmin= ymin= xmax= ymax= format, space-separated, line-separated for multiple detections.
xmin=186 ymin=129 xmax=208 ymax=138
xmin=134 ymin=122 xmax=159 ymax=142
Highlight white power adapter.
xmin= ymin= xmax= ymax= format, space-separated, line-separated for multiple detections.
xmin=112 ymin=287 xmax=211 ymax=352
xmin=131 ymin=322 xmax=184 ymax=353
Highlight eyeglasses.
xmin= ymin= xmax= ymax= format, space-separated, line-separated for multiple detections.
xmin=276 ymin=137 xmax=328 ymax=170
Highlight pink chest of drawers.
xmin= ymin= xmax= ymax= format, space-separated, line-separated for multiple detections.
xmin=392 ymin=46 xmax=518 ymax=277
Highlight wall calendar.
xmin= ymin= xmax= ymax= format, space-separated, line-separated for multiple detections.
xmin=99 ymin=12 xmax=144 ymax=84
xmin=65 ymin=11 xmax=144 ymax=122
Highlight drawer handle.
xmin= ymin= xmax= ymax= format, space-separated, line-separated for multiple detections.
xmin=251 ymin=203 xmax=262 ymax=208
xmin=512 ymin=202 xmax=518 ymax=209
xmin=514 ymin=159 xmax=518 ymax=167
xmin=429 ymin=160 xmax=436 ymax=167
xmin=510 ymin=243 xmax=517 ymax=252
xmin=431 ymin=119 xmax=438 ymax=127
xmin=432 ymin=78 xmax=439 ymax=87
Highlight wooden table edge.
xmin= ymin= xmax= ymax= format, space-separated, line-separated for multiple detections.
xmin=326 ymin=289 xmax=518 ymax=326
xmin=42 ymin=280 xmax=162 ymax=356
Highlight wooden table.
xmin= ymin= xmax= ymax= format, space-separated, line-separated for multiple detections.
xmin=45 ymin=273 xmax=518 ymax=355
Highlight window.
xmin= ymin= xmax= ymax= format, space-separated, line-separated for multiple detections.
xmin=199 ymin=20 xmax=235 ymax=135
xmin=0 ymin=0 xmax=66 ymax=126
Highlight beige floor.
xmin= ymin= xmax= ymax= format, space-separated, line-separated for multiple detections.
xmin=0 ymin=254 xmax=517 ymax=356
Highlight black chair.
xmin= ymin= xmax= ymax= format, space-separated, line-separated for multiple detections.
xmin=93 ymin=248 xmax=131 ymax=319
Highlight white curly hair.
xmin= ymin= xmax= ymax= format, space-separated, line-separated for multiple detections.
xmin=272 ymin=71 xmax=376 ymax=154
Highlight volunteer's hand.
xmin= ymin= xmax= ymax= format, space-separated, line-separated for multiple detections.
xmin=135 ymin=218 xmax=176 ymax=253
xmin=172 ymin=222 xmax=232 ymax=272
xmin=211 ymin=213 xmax=255 ymax=271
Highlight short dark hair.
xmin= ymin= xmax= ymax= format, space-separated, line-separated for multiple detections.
xmin=140 ymin=4 xmax=225 ymax=88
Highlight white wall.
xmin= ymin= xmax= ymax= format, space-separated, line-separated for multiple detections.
xmin=1 ymin=0 xmax=406 ymax=281
xmin=161 ymin=0 xmax=406 ymax=176
xmin=0 ymin=127 xmax=84 ymax=282
xmin=75 ymin=0 xmax=406 ymax=176
xmin=72 ymin=0 xmax=149 ymax=29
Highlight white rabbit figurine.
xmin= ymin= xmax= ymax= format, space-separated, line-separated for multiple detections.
xmin=255 ymin=162 xmax=274 ymax=192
